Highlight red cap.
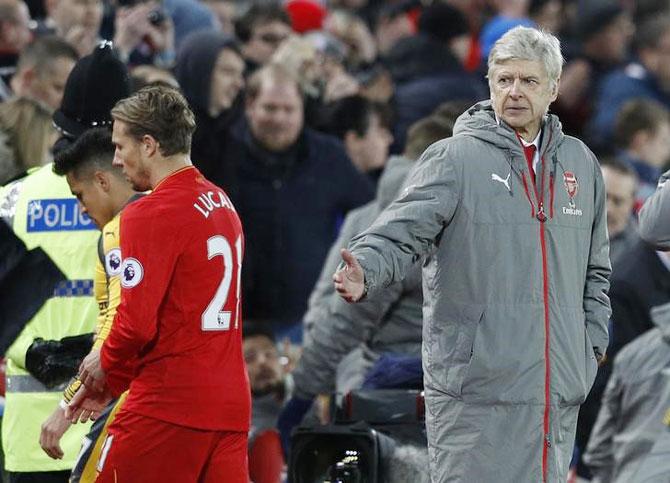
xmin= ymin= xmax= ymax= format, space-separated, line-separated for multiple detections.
xmin=285 ymin=0 xmax=327 ymax=33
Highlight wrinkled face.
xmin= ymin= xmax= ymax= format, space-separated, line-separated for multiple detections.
xmin=601 ymin=165 xmax=636 ymax=238
xmin=246 ymin=79 xmax=304 ymax=152
xmin=66 ymin=171 xmax=114 ymax=229
xmin=112 ymin=120 xmax=151 ymax=192
xmin=50 ymin=0 xmax=103 ymax=39
xmin=346 ymin=113 xmax=392 ymax=172
xmin=489 ymin=59 xmax=558 ymax=141
xmin=32 ymin=56 xmax=75 ymax=109
xmin=209 ymin=48 xmax=245 ymax=117
xmin=243 ymin=335 xmax=283 ymax=396
xmin=244 ymin=20 xmax=291 ymax=65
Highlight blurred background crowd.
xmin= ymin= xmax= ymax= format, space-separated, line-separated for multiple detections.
xmin=2 ymin=0 xmax=670 ymax=481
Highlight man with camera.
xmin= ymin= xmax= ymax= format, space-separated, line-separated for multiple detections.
xmin=38 ymin=0 xmax=177 ymax=65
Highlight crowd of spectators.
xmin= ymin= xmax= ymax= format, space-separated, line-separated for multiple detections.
xmin=3 ymin=0 xmax=670 ymax=481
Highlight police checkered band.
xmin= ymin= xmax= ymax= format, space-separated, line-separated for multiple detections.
xmin=52 ymin=279 xmax=94 ymax=297
xmin=0 ymin=179 xmax=24 ymax=225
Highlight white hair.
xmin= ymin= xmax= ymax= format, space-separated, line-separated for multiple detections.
xmin=487 ymin=26 xmax=563 ymax=90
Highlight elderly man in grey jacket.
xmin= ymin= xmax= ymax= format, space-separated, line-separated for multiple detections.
xmin=334 ymin=26 xmax=611 ymax=482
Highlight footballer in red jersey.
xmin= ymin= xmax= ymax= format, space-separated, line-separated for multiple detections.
xmin=69 ymin=86 xmax=250 ymax=482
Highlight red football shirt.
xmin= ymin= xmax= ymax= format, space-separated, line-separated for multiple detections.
xmin=100 ymin=166 xmax=250 ymax=431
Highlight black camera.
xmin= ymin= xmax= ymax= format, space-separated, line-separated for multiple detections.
xmin=288 ymin=390 xmax=427 ymax=483
xmin=289 ymin=423 xmax=393 ymax=483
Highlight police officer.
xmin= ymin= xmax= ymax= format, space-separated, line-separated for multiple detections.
xmin=0 ymin=42 xmax=130 ymax=483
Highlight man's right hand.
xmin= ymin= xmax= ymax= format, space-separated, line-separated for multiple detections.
xmin=333 ymin=249 xmax=365 ymax=303
xmin=39 ymin=405 xmax=71 ymax=459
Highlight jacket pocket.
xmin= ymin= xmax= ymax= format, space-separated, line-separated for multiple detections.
xmin=427 ymin=303 xmax=484 ymax=397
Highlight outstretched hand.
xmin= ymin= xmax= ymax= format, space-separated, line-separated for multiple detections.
xmin=333 ymin=249 xmax=365 ymax=303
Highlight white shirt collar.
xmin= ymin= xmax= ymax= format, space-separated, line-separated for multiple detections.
xmin=519 ymin=130 xmax=541 ymax=150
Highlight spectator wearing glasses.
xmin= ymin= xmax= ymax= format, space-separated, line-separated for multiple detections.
xmin=235 ymin=3 xmax=292 ymax=76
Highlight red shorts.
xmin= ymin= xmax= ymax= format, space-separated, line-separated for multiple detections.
xmin=95 ymin=409 xmax=248 ymax=482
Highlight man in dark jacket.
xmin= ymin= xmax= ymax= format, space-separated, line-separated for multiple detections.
xmin=232 ymin=64 xmax=373 ymax=341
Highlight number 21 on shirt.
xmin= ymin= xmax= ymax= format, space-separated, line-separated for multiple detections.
xmin=202 ymin=234 xmax=242 ymax=331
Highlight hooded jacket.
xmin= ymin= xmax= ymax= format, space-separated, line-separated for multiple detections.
xmin=348 ymin=100 xmax=611 ymax=482
xmin=175 ymin=30 xmax=243 ymax=191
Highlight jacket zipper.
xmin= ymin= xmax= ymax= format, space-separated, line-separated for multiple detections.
xmin=540 ymin=216 xmax=551 ymax=483
xmin=521 ymin=138 xmax=553 ymax=482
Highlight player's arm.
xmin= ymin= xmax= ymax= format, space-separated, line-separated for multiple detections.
xmin=99 ymin=210 xmax=178 ymax=394
xmin=93 ymin=220 xmax=123 ymax=349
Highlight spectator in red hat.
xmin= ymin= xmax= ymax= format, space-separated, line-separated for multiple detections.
xmin=285 ymin=0 xmax=326 ymax=34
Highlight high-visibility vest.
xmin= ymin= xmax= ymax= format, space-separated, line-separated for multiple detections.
xmin=1 ymin=164 xmax=98 ymax=472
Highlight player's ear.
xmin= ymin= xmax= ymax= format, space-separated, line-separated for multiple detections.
xmin=94 ymin=170 xmax=111 ymax=192
xmin=141 ymin=134 xmax=158 ymax=157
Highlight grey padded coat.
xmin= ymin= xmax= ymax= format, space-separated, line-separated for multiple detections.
xmin=348 ymin=101 xmax=611 ymax=482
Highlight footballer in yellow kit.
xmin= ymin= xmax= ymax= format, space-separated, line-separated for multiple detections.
xmin=39 ymin=129 xmax=139 ymax=482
